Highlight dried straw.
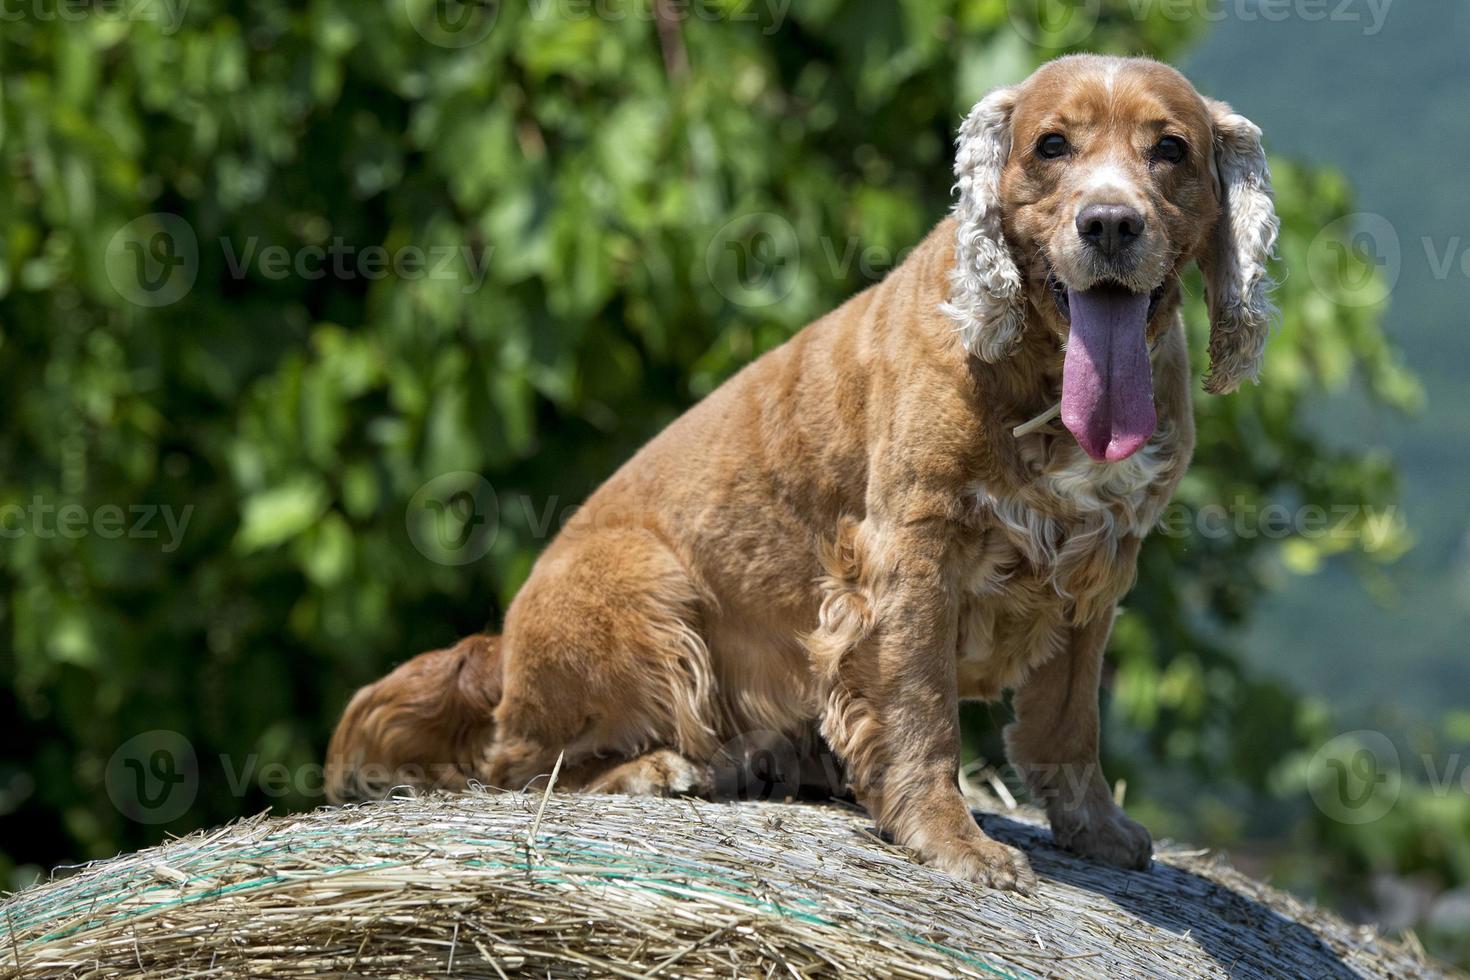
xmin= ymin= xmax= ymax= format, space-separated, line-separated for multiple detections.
xmin=0 ymin=791 xmax=1455 ymax=979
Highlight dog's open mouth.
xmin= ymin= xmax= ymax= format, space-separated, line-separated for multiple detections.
xmin=1047 ymin=272 xmax=1166 ymax=323
xmin=1045 ymin=270 xmax=1163 ymax=463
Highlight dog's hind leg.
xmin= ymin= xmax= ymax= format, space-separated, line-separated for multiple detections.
xmin=482 ymin=526 xmax=723 ymax=796
xmin=568 ymin=749 xmax=711 ymax=795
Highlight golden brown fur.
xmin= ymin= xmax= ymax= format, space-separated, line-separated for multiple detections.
xmin=325 ymin=633 xmax=503 ymax=799
xmin=326 ymin=55 xmax=1277 ymax=890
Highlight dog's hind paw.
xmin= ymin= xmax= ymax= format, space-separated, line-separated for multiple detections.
xmin=586 ymin=749 xmax=711 ymax=797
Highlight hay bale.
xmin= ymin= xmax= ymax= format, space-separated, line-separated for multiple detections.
xmin=0 ymin=792 xmax=1453 ymax=979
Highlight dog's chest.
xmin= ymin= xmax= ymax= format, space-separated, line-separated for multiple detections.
xmin=954 ymin=445 xmax=1171 ymax=700
xmin=981 ymin=444 xmax=1170 ymax=557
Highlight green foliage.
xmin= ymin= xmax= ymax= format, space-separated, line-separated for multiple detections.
xmin=0 ymin=0 xmax=1456 ymax=960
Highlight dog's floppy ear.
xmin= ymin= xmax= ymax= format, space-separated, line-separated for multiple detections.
xmin=943 ymin=86 xmax=1027 ymax=362
xmin=1199 ymin=99 xmax=1279 ymax=395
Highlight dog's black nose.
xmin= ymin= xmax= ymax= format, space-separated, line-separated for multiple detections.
xmin=1076 ymin=204 xmax=1145 ymax=257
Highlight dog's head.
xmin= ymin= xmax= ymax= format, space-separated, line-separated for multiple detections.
xmin=945 ymin=55 xmax=1278 ymax=462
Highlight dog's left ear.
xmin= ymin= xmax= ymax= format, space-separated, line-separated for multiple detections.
xmin=1199 ymin=99 xmax=1279 ymax=395
xmin=943 ymin=86 xmax=1027 ymax=362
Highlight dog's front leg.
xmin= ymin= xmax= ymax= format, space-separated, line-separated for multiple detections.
xmin=1004 ymin=608 xmax=1153 ymax=870
xmin=815 ymin=522 xmax=1036 ymax=891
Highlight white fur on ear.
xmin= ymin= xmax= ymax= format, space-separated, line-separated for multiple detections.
xmin=942 ymin=87 xmax=1027 ymax=362
xmin=1201 ymin=101 xmax=1279 ymax=395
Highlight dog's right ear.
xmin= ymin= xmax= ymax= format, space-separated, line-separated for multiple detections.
xmin=943 ymin=86 xmax=1026 ymax=362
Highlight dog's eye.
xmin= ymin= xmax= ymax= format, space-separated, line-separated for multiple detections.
xmin=1153 ymin=136 xmax=1187 ymax=164
xmin=1036 ymin=133 xmax=1069 ymax=159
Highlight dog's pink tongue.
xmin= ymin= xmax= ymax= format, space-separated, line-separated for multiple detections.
xmin=1060 ymin=287 xmax=1156 ymax=462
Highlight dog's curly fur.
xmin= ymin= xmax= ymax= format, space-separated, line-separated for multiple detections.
xmin=326 ymin=54 xmax=1277 ymax=891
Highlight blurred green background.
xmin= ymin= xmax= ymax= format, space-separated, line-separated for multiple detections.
xmin=1 ymin=0 xmax=1465 ymax=965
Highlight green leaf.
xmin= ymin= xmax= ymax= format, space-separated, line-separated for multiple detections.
xmin=235 ymin=477 xmax=331 ymax=553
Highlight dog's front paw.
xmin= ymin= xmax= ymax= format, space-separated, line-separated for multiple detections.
xmin=924 ymin=835 xmax=1037 ymax=893
xmin=1050 ymin=803 xmax=1152 ymax=870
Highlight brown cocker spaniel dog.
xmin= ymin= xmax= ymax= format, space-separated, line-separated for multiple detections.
xmin=326 ymin=54 xmax=1277 ymax=891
